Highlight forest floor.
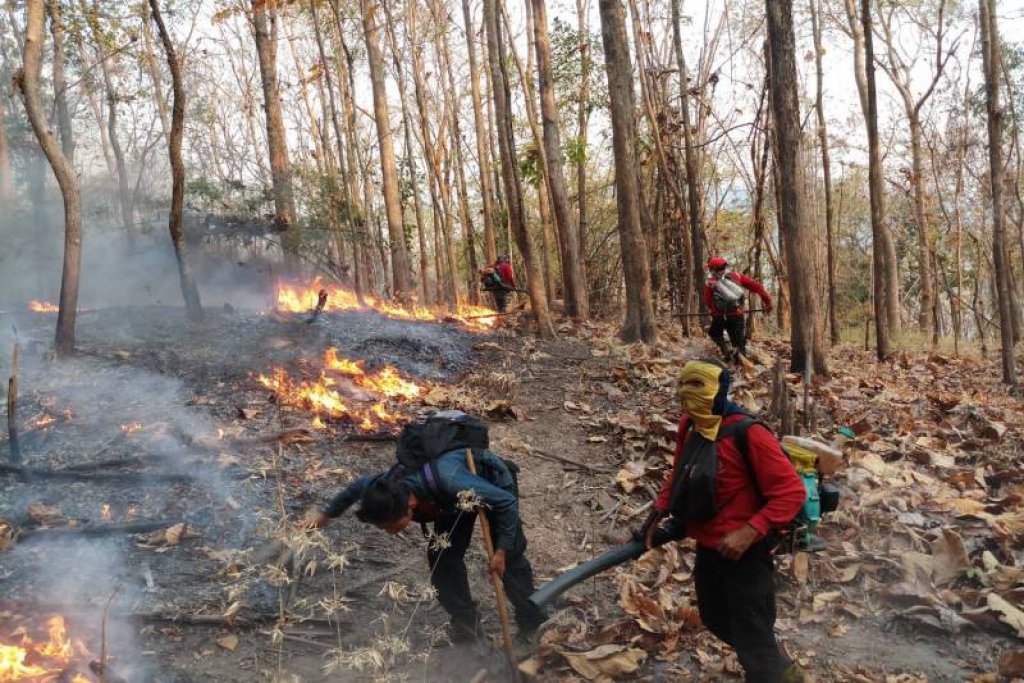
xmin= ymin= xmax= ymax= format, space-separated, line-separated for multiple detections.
xmin=0 ymin=304 xmax=1022 ymax=682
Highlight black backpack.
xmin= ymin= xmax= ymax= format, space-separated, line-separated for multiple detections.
xmin=668 ymin=416 xmax=775 ymax=523
xmin=394 ymin=410 xmax=490 ymax=497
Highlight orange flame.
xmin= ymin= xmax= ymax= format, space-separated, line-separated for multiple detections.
xmin=27 ymin=301 xmax=59 ymax=313
xmin=101 ymin=504 xmax=112 ymax=521
xmin=120 ymin=423 xmax=143 ymax=435
xmin=0 ymin=616 xmax=92 ymax=682
xmin=258 ymin=349 xmax=423 ymax=431
xmin=274 ymin=279 xmax=497 ymax=330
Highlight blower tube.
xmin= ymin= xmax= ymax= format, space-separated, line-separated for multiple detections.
xmin=529 ymin=520 xmax=684 ymax=611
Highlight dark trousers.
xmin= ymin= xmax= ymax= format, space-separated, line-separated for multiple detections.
xmin=709 ymin=315 xmax=746 ymax=349
xmin=427 ymin=511 xmax=545 ymax=636
xmin=695 ymin=542 xmax=789 ymax=682
xmin=491 ymin=288 xmax=510 ymax=313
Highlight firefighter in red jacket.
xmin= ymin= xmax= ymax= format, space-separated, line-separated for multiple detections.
xmin=640 ymin=358 xmax=806 ymax=682
xmin=484 ymin=255 xmax=516 ymax=313
xmin=703 ymin=257 xmax=772 ymax=361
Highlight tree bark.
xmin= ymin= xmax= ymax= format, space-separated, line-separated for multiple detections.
xmin=15 ymin=0 xmax=83 ymax=355
xmin=140 ymin=3 xmax=170 ymax=141
xmin=531 ymin=0 xmax=588 ymax=318
xmin=46 ymin=0 xmax=74 ymax=162
xmin=359 ymin=0 xmax=412 ymax=301
xmin=482 ymin=0 xmax=555 ymax=337
xmin=574 ymin=0 xmax=591 ymax=290
xmin=462 ymin=0 xmax=498 ymax=266
xmin=149 ymin=0 xmax=202 ymax=320
xmin=979 ymin=0 xmax=1017 ymax=388
xmin=251 ymin=0 xmax=298 ymax=261
xmin=671 ymin=0 xmax=705 ymax=315
xmin=809 ymin=0 xmax=839 ymax=345
xmin=598 ymin=0 xmax=655 ymax=343
xmin=766 ymin=0 xmax=827 ymax=373
xmin=857 ymin=0 xmax=893 ymax=359
xmin=0 ymin=87 xmax=11 ymax=204
xmin=382 ymin=1 xmax=432 ymax=305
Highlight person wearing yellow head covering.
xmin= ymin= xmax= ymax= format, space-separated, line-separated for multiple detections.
xmin=638 ymin=357 xmax=807 ymax=682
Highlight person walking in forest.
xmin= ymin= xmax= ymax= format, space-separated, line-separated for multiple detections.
xmin=304 ymin=411 xmax=546 ymax=645
xmin=639 ymin=359 xmax=806 ymax=682
xmin=481 ymin=254 xmax=517 ymax=312
xmin=703 ymin=257 xmax=773 ymax=362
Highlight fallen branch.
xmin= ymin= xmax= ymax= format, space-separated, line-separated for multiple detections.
xmin=16 ymin=519 xmax=183 ymax=541
xmin=339 ymin=431 xmax=398 ymax=443
xmin=62 ymin=455 xmax=160 ymax=472
xmin=88 ymin=660 xmax=128 ymax=683
xmin=0 ymin=464 xmax=190 ymax=483
xmin=8 ymin=341 xmax=22 ymax=466
xmin=528 ymin=449 xmax=611 ymax=473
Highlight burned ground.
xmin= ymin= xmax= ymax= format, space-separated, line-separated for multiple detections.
xmin=1 ymin=309 xmax=1022 ymax=682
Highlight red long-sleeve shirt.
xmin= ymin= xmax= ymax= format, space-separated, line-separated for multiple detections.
xmin=654 ymin=413 xmax=806 ymax=550
xmin=495 ymin=262 xmax=516 ymax=288
xmin=703 ymin=272 xmax=772 ymax=317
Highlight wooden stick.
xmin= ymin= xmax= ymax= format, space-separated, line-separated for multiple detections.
xmin=7 ymin=342 xmax=21 ymax=465
xmin=16 ymin=519 xmax=183 ymax=541
xmin=465 ymin=450 xmax=522 ymax=683
xmin=528 ymin=449 xmax=610 ymax=473
xmin=0 ymin=464 xmax=191 ymax=483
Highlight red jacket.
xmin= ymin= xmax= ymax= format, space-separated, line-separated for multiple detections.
xmin=654 ymin=413 xmax=806 ymax=550
xmin=703 ymin=272 xmax=772 ymax=317
xmin=495 ymin=262 xmax=516 ymax=288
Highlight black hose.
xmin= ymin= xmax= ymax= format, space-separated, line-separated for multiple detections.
xmin=529 ymin=521 xmax=685 ymax=611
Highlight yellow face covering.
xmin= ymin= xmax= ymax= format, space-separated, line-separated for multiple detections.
xmin=677 ymin=360 xmax=724 ymax=440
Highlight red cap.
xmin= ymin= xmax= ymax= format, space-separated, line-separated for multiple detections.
xmin=706 ymin=257 xmax=728 ymax=270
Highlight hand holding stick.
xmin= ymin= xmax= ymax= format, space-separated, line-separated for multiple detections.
xmin=465 ymin=450 xmax=522 ymax=682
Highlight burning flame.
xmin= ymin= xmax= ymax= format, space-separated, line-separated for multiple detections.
xmin=274 ymin=279 xmax=498 ymax=330
xmin=0 ymin=616 xmax=92 ymax=682
xmin=26 ymin=415 xmax=57 ymax=431
xmin=258 ymin=349 xmax=425 ymax=431
xmin=26 ymin=301 xmax=59 ymax=314
xmin=119 ymin=423 xmax=143 ymax=435
xmin=101 ymin=505 xmax=112 ymax=521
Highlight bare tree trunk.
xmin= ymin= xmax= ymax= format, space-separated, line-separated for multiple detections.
xmin=598 ymin=0 xmax=655 ymax=343
xmin=382 ymin=2 xmax=432 ymax=305
xmin=15 ymin=0 xmax=82 ymax=355
xmin=858 ymin=0 xmax=893 ymax=359
xmin=149 ymin=0 xmax=202 ymax=320
xmin=766 ymin=0 xmax=828 ymax=374
xmin=462 ymin=0 xmax=498 ymax=265
xmin=845 ymin=0 xmax=899 ymax=338
xmin=980 ymin=0 xmax=1017 ymax=388
xmin=251 ymin=0 xmax=298 ymax=260
xmin=359 ymin=0 xmax=412 ymax=301
xmin=46 ymin=0 xmax=73 ymax=162
xmin=140 ymin=3 xmax=170 ymax=140
xmin=574 ymin=0 xmax=591 ymax=289
xmin=482 ymin=0 xmax=555 ymax=337
xmin=671 ymin=0 xmax=704 ymax=314
xmin=810 ymin=0 xmax=838 ymax=345
xmin=531 ymin=0 xmax=588 ymax=317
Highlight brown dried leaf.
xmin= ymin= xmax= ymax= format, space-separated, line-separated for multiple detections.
xmin=931 ymin=527 xmax=970 ymax=586
xmin=216 ymin=634 xmax=239 ymax=651
xmin=561 ymin=644 xmax=646 ymax=680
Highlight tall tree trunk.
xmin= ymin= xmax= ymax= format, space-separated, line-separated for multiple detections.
xmin=46 ymin=0 xmax=73 ymax=162
xmin=251 ymin=0 xmax=298 ymax=261
xmin=15 ymin=0 xmax=82 ymax=355
xmin=858 ymin=0 xmax=893 ymax=359
xmin=810 ymin=0 xmax=838 ymax=345
xmin=482 ymin=0 xmax=555 ymax=337
xmin=462 ymin=0 xmax=498 ymax=265
xmin=766 ymin=0 xmax=827 ymax=373
xmin=149 ymin=0 xmax=202 ymax=320
xmin=140 ymin=3 xmax=170 ymax=140
xmin=531 ymin=0 xmax=588 ymax=317
xmin=670 ymin=0 xmax=704 ymax=314
xmin=83 ymin=1 xmax=134 ymax=235
xmin=574 ymin=0 xmax=591 ymax=289
xmin=598 ymin=0 xmax=655 ymax=343
xmin=382 ymin=1 xmax=432 ymax=305
xmin=440 ymin=25 xmax=478 ymax=305
xmin=907 ymin=115 xmax=936 ymax=339
xmin=980 ymin=0 xmax=1017 ymax=388
xmin=359 ymin=0 xmax=412 ymax=301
